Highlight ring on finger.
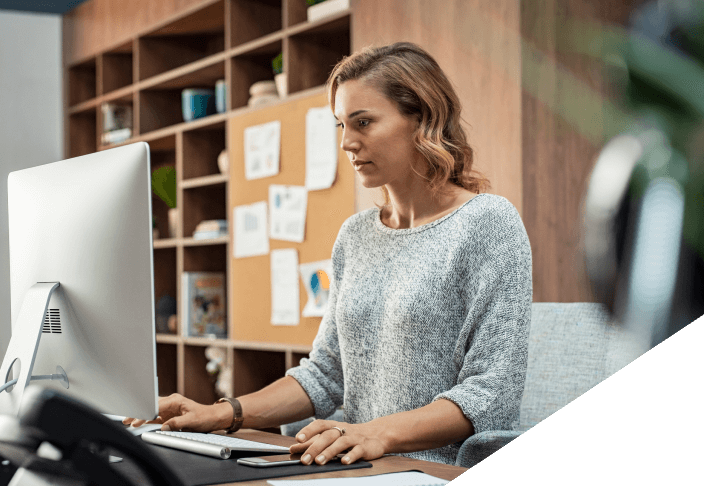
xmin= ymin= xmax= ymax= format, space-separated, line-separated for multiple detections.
xmin=331 ymin=426 xmax=346 ymax=437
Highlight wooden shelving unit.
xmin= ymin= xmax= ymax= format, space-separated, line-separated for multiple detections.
xmin=64 ymin=0 xmax=351 ymax=407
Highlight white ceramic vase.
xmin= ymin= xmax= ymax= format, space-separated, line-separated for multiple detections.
xmin=218 ymin=149 xmax=229 ymax=175
xmin=275 ymin=72 xmax=287 ymax=98
xmin=168 ymin=208 xmax=178 ymax=239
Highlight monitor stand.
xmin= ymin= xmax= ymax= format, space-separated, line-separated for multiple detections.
xmin=0 ymin=282 xmax=69 ymax=415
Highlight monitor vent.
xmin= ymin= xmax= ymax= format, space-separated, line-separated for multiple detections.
xmin=42 ymin=309 xmax=61 ymax=334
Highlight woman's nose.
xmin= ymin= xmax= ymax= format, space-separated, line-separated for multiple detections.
xmin=340 ymin=129 xmax=359 ymax=152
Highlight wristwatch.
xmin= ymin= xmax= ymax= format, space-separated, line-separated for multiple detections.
xmin=215 ymin=397 xmax=244 ymax=434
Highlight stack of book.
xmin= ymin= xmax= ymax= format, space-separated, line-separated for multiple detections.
xmin=101 ymin=102 xmax=133 ymax=145
xmin=193 ymin=219 xmax=228 ymax=240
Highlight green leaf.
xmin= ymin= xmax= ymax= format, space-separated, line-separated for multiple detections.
xmin=272 ymin=52 xmax=283 ymax=75
xmin=152 ymin=166 xmax=176 ymax=209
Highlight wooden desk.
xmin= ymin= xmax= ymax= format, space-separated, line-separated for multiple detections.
xmin=221 ymin=430 xmax=468 ymax=485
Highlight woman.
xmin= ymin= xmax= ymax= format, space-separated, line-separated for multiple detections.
xmin=127 ymin=42 xmax=532 ymax=466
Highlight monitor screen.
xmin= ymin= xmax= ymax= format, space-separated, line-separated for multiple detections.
xmin=0 ymin=142 xmax=158 ymax=419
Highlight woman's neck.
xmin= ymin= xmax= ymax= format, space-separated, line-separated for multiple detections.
xmin=381 ymin=181 xmax=476 ymax=230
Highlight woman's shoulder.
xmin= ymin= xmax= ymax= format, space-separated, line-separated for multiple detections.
xmin=338 ymin=207 xmax=379 ymax=234
xmin=457 ymin=193 xmax=523 ymax=228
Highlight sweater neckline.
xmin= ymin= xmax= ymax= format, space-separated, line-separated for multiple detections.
xmin=373 ymin=193 xmax=487 ymax=235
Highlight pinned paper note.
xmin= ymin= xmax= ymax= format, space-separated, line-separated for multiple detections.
xmin=305 ymin=107 xmax=338 ymax=191
xmin=270 ymin=249 xmax=300 ymax=326
xmin=244 ymin=120 xmax=281 ymax=180
xmin=233 ymin=201 xmax=269 ymax=258
xmin=300 ymin=260 xmax=332 ymax=317
xmin=269 ymin=185 xmax=308 ymax=243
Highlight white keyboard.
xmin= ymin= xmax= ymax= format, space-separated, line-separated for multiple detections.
xmin=142 ymin=431 xmax=290 ymax=459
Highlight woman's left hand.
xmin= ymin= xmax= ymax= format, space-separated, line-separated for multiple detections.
xmin=289 ymin=419 xmax=387 ymax=465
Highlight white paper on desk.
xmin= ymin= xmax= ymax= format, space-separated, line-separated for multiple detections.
xmin=244 ymin=120 xmax=281 ymax=180
xmin=299 ymin=259 xmax=332 ymax=317
xmin=267 ymin=471 xmax=449 ymax=486
xmin=305 ymin=107 xmax=338 ymax=191
xmin=233 ymin=201 xmax=269 ymax=258
xmin=269 ymin=185 xmax=308 ymax=243
xmin=270 ymin=249 xmax=300 ymax=326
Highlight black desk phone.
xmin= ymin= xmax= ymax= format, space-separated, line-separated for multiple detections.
xmin=0 ymin=386 xmax=185 ymax=486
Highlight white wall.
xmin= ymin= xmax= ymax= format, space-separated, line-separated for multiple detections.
xmin=0 ymin=11 xmax=63 ymax=354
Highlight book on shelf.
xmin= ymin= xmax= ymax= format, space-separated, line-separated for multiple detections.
xmin=101 ymin=128 xmax=132 ymax=145
xmin=101 ymin=102 xmax=133 ymax=146
xmin=192 ymin=230 xmax=228 ymax=240
xmin=192 ymin=219 xmax=228 ymax=240
xmin=181 ymin=272 xmax=227 ymax=339
xmin=102 ymin=102 xmax=132 ymax=131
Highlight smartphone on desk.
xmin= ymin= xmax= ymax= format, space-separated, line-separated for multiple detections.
xmin=237 ymin=454 xmax=302 ymax=467
xmin=238 ymin=453 xmax=346 ymax=468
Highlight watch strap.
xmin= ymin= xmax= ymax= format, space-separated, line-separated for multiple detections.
xmin=215 ymin=397 xmax=243 ymax=434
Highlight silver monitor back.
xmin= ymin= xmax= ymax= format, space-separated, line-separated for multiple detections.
xmin=1 ymin=142 xmax=158 ymax=419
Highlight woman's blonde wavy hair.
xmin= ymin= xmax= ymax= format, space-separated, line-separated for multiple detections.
xmin=327 ymin=42 xmax=490 ymax=205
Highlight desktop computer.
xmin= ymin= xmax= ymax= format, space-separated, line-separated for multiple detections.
xmin=0 ymin=142 xmax=159 ymax=419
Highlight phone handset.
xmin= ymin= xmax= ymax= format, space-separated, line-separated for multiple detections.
xmin=0 ymin=386 xmax=185 ymax=486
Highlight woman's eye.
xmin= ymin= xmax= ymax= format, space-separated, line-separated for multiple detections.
xmin=358 ymin=119 xmax=370 ymax=127
xmin=335 ymin=122 xmax=344 ymax=129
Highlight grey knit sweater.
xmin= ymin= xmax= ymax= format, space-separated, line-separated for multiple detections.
xmin=286 ymin=193 xmax=533 ymax=465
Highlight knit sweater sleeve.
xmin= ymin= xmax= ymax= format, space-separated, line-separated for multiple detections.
xmin=433 ymin=202 xmax=532 ymax=434
xmin=284 ymin=221 xmax=349 ymax=419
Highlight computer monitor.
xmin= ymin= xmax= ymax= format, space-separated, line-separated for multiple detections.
xmin=0 ymin=142 xmax=159 ymax=419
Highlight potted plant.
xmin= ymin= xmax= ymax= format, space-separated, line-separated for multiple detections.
xmin=272 ymin=52 xmax=286 ymax=98
xmin=152 ymin=166 xmax=177 ymax=238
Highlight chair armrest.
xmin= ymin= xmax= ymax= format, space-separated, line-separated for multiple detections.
xmin=455 ymin=430 xmax=522 ymax=468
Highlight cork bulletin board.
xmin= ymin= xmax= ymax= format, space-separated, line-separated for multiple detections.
xmin=228 ymin=90 xmax=355 ymax=346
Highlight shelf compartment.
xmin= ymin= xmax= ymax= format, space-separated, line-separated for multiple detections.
xmin=139 ymin=70 xmax=224 ymax=134
xmin=156 ymin=343 xmax=178 ymax=396
xmin=101 ymin=41 xmax=134 ymax=95
xmin=68 ymin=109 xmax=97 ymax=158
xmin=153 ymin=246 xmax=177 ymax=334
xmin=182 ymin=184 xmax=227 ymax=239
xmin=150 ymin=135 xmax=177 ymax=239
xmin=138 ymin=0 xmax=226 ymax=82
xmin=184 ymin=344 xmax=223 ymax=404
xmin=284 ymin=0 xmax=308 ymax=27
xmin=232 ymin=349 xmax=286 ymax=397
xmin=182 ymin=124 xmax=227 ymax=180
xmin=68 ymin=57 xmax=97 ymax=106
xmin=287 ymin=13 xmax=350 ymax=94
xmin=230 ymin=0 xmax=282 ymax=48
xmin=138 ymin=89 xmax=185 ymax=134
xmin=142 ymin=57 xmax=226 ymax=91
xmin=230 ymin=39 xmax=283 ymax=109
xmin=183 ymin=243 xmax=227 ymax=274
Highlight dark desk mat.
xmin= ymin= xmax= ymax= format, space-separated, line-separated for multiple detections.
xmin=114 ymin=443 xmax=372 ymax=485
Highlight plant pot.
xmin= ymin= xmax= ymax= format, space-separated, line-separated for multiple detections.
xmin=168 ymin=208 xmax=178 ymax=238
xmin=275 ymin=72 xmax=287 ymax=98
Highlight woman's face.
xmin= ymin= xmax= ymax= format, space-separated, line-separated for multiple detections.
xmin=334 ymin=79 xmax=420 ymax=189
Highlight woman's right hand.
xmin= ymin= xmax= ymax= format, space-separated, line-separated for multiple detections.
xmin=122 ymin=393 xmax=233 ymax=433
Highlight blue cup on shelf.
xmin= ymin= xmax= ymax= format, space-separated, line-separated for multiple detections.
xmin=182 ymin=88 xmax=216 ymax=122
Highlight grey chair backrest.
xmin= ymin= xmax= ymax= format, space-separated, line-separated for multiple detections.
xmin=519 ymin=302 xmax=647 ymax=431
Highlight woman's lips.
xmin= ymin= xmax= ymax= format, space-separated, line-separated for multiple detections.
xmin=353 ymin=160 xmax=371 ymax=170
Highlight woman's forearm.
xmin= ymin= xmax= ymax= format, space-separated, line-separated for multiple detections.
xmin=237 ymin=376 xmax=315 ymax=430
xmin=373 ymin=398 xmax=474 ymax=454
